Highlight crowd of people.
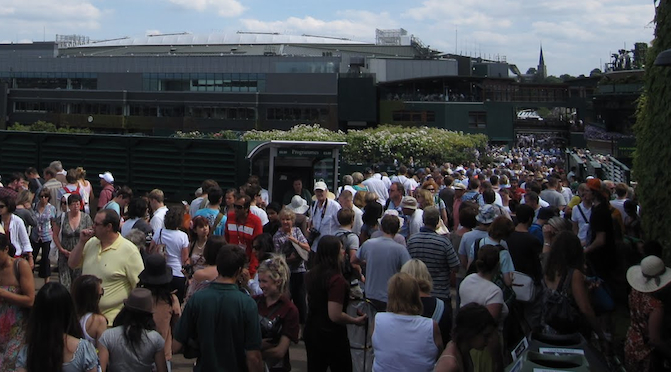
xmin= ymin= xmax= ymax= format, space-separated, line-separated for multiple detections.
xmin=0 ymin=145 xmax=668 ymax=372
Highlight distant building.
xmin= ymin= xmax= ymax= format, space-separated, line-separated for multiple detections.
xmin=0 ymin=30 xmax=591 ymax=145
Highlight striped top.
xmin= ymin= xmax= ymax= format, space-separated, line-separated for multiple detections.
xmin=407 ymin=228 xmax=460 ymax=299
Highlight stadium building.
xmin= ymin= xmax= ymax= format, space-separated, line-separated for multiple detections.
xmin=0 ymin=29 xmax=590 ymax=143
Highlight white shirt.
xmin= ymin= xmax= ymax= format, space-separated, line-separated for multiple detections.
xmin=310 ymin=199 xmax=342 ymax=251
xmin=610 ymin=198 xmax=627 ymax=226
xmin=459 ymin=273 xmax=508 ymax=330
xmin=153 ymin=228 xmax=189 ymax=277
xmin=250 ymin=205 xmax=269 ymax=226
xmin=150 ymin=206 xmax=169 ymax=233
xmin=363 ymin=177 xmax=389 ymax=205
xmin=571 ymin=202 xmax=592 ymax=242
xmin=1 ymin=214 xmax=32 ymax=256
xmin=352 ymin=205 xmax=364 ymax=235
xmin=406 ymin=209 xmax=424 ymax=238
xmin=403 ymin=178 xmax=419 ymax=195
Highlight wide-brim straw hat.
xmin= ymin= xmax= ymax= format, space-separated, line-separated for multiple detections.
xmin=627 ymin=255 xmax=671 ymax=293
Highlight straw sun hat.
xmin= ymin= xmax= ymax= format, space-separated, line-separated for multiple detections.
xmin=626 ymin=255 xmax=671 ymax=293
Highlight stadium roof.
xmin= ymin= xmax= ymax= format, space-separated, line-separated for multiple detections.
xmin=76 ymin=32 xmax=369 ymax=48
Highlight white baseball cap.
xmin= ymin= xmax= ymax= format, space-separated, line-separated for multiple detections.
xmin=99 ymin=172 xmax=114 ymax=183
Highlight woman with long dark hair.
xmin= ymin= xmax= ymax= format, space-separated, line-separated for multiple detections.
xmin=543 ymin=230 xmax=606 ymax=341
xmin=435 ymin=303 xmax=498 ymax=372
xmin=139 ymin=254 xmax=181 ymax=371
xmin=72 ymin=275 xmax=107 ymax=346
xmin=0 ymin=232 xmax=35 ymax=372
xmin=16 ymin=282 xmax=97 ymax=372
xmin=98 ymin=288 xmax=167 ymax=372
xmin=32 ymin=188 xmax=56 ymax=282
xmin=0 ymin=194 xmax=33 ymax=269
xmin=304 ymin=235 xmax=367 ymax=372
xmin=186 ymin=215 xmax=210 ymax=273
xmin=184 ymin=236 xmax=227 ymax=302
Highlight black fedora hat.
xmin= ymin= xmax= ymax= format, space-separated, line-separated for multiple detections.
xmin=139 ymin=254 xmax=173 ymax=285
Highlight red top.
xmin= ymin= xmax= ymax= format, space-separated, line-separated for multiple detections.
xmin=224 ymin=211 xmax=263 ymax=275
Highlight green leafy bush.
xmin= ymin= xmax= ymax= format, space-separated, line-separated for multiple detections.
xmin=8 ymin=121 xmax=91 ymax=134
xmin=172 ymin=130 xmax=240 ymax=139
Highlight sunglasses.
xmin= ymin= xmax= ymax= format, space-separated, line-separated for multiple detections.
xmin=40 ymin=195 xmax=50 ymax=199
xmin=234 ymin=204 xmax=244 ymax=210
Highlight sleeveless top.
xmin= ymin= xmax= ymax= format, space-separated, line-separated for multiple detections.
xmin=79 ymin=313 xmax=95 ymax=344
xmin=372 ymin=312 xmax=438 ymax=372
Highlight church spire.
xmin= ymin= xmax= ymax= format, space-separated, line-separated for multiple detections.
xmin=537 ymin=44 xmax=547 ymax=80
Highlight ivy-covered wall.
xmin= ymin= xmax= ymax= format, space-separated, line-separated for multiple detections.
xmin=634 ymin=0 xmax=671 ymax=258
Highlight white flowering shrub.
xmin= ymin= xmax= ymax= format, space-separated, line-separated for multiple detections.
xmin=172 ymin=123 xmax=487 ymax=165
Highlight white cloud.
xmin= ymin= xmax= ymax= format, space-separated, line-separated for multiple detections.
xmin=166 ymin=0 xmax=245 ymax=18
xmin=0 ymin=0 xmax=102 ymax=40
xmin=240 ymin=11 xmax=397 ymax=41
xmin=403 ymin=0 xmax=655 ymax=75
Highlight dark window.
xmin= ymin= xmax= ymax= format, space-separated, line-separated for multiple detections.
xmin=468 ymin=112 xmax=487 ymax=129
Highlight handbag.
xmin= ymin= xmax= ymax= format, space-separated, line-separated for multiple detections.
xmin=49 ymin=213 xmax=66 ymax=265
xmin=511 ymin=271 xmax=535 ymax=302
xmin=542 ymin=269 xmax=580 ymax=333
xmin=154 ymin=229 xmax=167 ymax=256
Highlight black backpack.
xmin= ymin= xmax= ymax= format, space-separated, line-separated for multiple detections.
xmin=542 ymin=269 xmax=579 ymax=334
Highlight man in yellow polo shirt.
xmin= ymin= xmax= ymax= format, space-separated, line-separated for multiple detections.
xmin=68 ymin=209 xmax=144 ymax=323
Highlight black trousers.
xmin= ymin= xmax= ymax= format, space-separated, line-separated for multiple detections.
xmin=32 ymin=240 xmax=51 ymax=278
xmin=290 ymin=272 xmax=307 ymax=323
xmin=171 ymin=276 xmax=187 ymax=304
xmin=304 ymin=327 xmax=352 ymax=372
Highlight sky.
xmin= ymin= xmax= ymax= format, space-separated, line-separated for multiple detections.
xmin=0 ymin=0 xmax=657 ymax=76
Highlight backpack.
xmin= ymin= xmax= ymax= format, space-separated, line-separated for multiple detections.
xmin=63 ymin=184 xmax=85 ymax=211
xmin=542 ymin=268 xmax=579 ymax=334
xmin=335 ymin=231 xmax=358 ymax=283
xmin=467 ymin=239 xmax=517 ymax=307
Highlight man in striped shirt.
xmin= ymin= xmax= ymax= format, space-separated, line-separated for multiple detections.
xmin=407 ymin=206 xmax=460 ymax=322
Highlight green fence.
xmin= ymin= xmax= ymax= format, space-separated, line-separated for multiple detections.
xmin=0 ymin=131 xmax=249 ymax=203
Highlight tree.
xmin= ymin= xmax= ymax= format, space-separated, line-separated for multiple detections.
xmin=544 ymin=75 xmax=562 ymax=83
xmin=560 ymin=74 xmax=576 ymax=81
xmin=634 ymin=0 xmax=671 ymax=259
xmin=590 ymin=68 xmax=603 ymax=77
xmin=526 ymin=67 xmax=537 ymax=75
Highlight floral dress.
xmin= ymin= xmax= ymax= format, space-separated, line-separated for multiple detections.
xmin=625 ymin=289 xmax=664 ymax=372
xmin=55 ymin=214 xmax=93 ymax=290
xmin=0 ymin=265 xmax=28 ymax=372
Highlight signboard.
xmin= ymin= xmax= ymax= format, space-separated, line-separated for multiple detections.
xmin=277 ymin=148 xmax=333 ymax=158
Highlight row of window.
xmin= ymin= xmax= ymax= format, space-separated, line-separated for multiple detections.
xmin=2 ymin=77 xmax=97 ymax=90
xmin=142 ymin=73 xmax=267 ymax=93
xmin=266 ymin=108 xmax=329 ymax=121
xmin=12 ymin=101 xmax=329 ymax=122
xmin=144 ymin=79 xmax=263 ymax=92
